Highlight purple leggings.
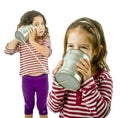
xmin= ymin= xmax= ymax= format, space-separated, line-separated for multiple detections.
xmin=22 ymin=74 xmax=48 ymax=115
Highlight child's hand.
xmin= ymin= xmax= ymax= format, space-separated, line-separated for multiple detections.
xmin=52 ymin=60 xmax=63 ymax=75
xmin=28 ymin=27 xmax=37 ymax=43
xmin=77 ymin=58 xmax=92 ymax=82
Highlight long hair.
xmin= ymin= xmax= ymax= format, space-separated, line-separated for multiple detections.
xmin=63 ymin=17 xmax=109 ymax=71
xmin=17 ymin=10 xmax=49 ymax=38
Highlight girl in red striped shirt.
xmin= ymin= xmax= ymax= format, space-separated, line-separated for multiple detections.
xmin=48 ymin=17 xmax=113 ymax=118
xmin=5 ymin=10 xmax=52 ymax=118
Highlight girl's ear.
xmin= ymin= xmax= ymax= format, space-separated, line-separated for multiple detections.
xmin=99 ymin=45 xmax=103 ymax=54
xmin=93 ymin=45 xmax=103 ymax=59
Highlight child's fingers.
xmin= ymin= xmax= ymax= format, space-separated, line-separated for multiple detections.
xmin=52 ymin=60 xmax=63 ymax=75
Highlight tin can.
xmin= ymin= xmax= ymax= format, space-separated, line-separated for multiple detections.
xmin=55 ymin=49 xmax=89 ymax=91
xmin=15 ymin=25 xmax=33 ymax=43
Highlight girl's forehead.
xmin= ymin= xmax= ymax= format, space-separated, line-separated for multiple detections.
xmin=33 ymin=16 xmax=43 ymax=22
xmin=67 ymin=29 xmax=92 ymax=44
xmin=69 ymin=27 xmax=89 ymax=35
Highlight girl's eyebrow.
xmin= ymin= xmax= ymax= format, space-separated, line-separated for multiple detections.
xmin=81 ymin=44 xmax=89 ymax=47
xmin=67 ymin=43 xmax=73 ymax=44
xmin=67 ymin=43 xmax=89 ymax=46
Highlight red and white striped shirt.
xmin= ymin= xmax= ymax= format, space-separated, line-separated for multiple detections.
xmin=5 ymin=36 xmax=52 ymax=76
xmin=48 ymin=70 xmax=113 ymax=118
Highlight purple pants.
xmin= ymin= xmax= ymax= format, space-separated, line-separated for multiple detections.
xmin=22 ymin=74 xmax=48 ymax=115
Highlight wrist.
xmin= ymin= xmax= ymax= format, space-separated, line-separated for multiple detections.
xmin=14 ymin=38 xmax=19 ymax=43
xmin=30 ymin=40 xmax=37 ymax=45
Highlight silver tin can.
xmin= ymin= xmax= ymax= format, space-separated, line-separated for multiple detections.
xmin=15 ymin=25 xmax=33 ymax=43
xmin=55 ymin=49 xmax=89 ymax=91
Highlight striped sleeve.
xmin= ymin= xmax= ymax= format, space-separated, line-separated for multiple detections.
xmin=48 ymin=80 xmax=66 ymax=112
xmin=81 ymin=71 xmax=113 ymax=118
xmin=4 ymin=44 xmax=19 ymax=55
xmin=44 ymin=37 xmax=52 ymax=56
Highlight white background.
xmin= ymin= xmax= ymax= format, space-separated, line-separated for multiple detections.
xmin=0 ymin=0 xmax=120 ymax=117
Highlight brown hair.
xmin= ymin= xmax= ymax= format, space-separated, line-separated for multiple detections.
xmin=63 ymin=17 xmax=109 ymax=71
xmin=17 ymin=10 xmax=49 ymax=38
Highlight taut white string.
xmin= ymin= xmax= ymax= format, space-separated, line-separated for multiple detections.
xmin=21 ymin=38 xmax=51 ymax=75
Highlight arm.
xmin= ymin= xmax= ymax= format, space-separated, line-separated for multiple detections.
xmin=81 ymin=71 xmax=113 ymax=117
xmin=30 ymin=40 xmax=51 ymax=57
xmin=4 ymin=39 xmax=19 ymax=55
xmin=7 ymin=39 xmax=19 ymax=49
xmin=48 ymin=78 xmax=66 ymax=112
xmin=28 ymin=28 xmax=52 ymax=57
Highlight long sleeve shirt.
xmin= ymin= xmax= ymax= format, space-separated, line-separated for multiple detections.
xmin=48 ymin=70 xmax=113 ymax=118
xmin=4 ymin=36 xmax=52 ymax=76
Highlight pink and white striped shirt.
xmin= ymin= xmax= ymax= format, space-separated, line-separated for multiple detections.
xmin=48 ymin=70 xmax=113 ymax=118
xmin=5 ymin=36 xmax=52 ymax=76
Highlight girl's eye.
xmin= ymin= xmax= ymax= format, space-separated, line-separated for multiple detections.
xmin=67 ymin=44 xmax=73 ymax=48
xmin=81 ymin=46 xmax=88 ymax=49
xmin=67 ymin=44 xmax=74 ymax=50
xmin=33 ymin=22 xmax=44 ymax=27
xmin=79 ymin=46 xmax=89 ymax=53
xmin=33 ymin=23 xmax=39 ymax=27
